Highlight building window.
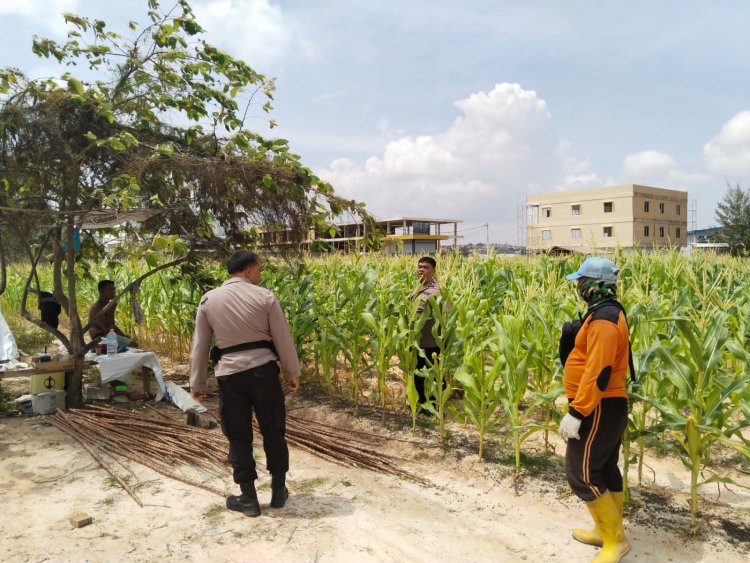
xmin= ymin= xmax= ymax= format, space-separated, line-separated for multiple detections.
xmin=644 ymin=226 xmax=649 ymax=237
xmin=571 ymin=228 xmax=582 ymax=239
xmin=644 ymin=201 xmax=650 ymax=212
xmin=676 ymin=227 xmax=681 ymax=238
xmin=542 ymin=229 xmax=551 ymax=241
xmin=571 ymin=204 xmax=581 ymax=215
xmin=659 ymin=226 xmax=665 ymax=237
xmin=603 ymin=226 xmax=613 ymax=237
xmin=603 ymin=201 xmax=613 ymax=213
xmin=659 ymin=202 xmax=665 ymax=214
xmin=413 ymin=222 xmax=431 ymax=235
xmin=542 ymin=207 xmax=551 ymax=218
xmin=676 ymin=204 xmax=681 ymax=216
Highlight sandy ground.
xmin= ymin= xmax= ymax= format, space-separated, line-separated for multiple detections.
xmin=1 ymin=391 xmax=749 ymax=563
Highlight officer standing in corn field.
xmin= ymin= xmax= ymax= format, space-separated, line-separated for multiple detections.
xmin=408 ymin=256 xmax=450 ymax=412
xmin=189 ymin=250 xmax=301 ymax=517
xmin=558 ymin=256 xmax=632 ymax=563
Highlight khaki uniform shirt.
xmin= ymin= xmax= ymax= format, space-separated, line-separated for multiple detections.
xmin=189 ymin=277 xmax=301 ymax=393
xmin=409 ymin=278 xmax=448 ymax=349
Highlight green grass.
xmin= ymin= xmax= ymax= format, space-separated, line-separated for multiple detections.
xmin=292 ymin=477 xmax=328 ymax=494
xmin=493 ymin=449 xmax=561 ymax=476
xmin=0 ymin=383 xmax=13 ymax=411
xmin=103 ymin=474 xmax=132 ymax=489
xmin=202 ymin=503 xmax=226 ymax=520
xmin=5 ymin=317 xmax=54 ymax=355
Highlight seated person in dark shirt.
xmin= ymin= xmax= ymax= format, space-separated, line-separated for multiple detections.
xmin=88 ymin=280 xmax=138 ymax=352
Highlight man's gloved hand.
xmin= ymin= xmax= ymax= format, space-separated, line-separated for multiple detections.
xmin=559 ymin=413 xmax=582 ymax=440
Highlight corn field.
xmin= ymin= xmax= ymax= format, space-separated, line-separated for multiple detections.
xmin=2 ymin=249 xmax=749 ymax=533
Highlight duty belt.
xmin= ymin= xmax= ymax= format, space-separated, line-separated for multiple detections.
xmin=210 ymin=340 xmax=277 ymax=366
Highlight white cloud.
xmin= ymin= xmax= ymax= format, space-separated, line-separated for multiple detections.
xmin=193 ymin=0 xmax=303 ymax=71
xmin=622 ymin=150 xmax=677 ymax=178
xmin=317 ymin=83 xmax=596 ymax=242
xmin=703 ymin=110 xmax=750 ymax=179
xmin=0 ymin=0 xmax=80 ymax=34
xmin=621 ymin=150 xmax=709 ymax=188
xmin=555 ymin=139 xmax=601 ymax=189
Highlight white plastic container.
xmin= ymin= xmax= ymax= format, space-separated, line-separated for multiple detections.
xmin=32 ymin=389 xmax=66 ymax=415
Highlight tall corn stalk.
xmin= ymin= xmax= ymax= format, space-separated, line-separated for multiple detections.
xmin=455 ymin=345 xmax=504 ymax=460
xmin=395 ymin=297 xmax=428 ymax=430
xmin=361 ymin=274 xmax=401 ymax=410
xmin=491 ymin=314 xmax=539 ymax=480
xmin=636 ymin=312 xmax=750 ymax=534
xmin=421 ymin=292 xmax=463 ymax=445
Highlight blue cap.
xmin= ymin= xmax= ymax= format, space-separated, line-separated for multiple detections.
xmin=565 ymin=256 xmax=620 ymax=281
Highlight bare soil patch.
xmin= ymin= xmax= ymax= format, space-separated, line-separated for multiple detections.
xmin=1 ymin=388 xmax=748 ymax=563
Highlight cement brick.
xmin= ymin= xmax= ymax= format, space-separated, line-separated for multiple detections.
xmin=69 ymin=512 xmax=93 ymax=528
xmin=186 ymin=409 xmax=217 ymax=429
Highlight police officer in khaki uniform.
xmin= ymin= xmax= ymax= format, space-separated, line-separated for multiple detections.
xmin=408 ymin=256 xmax=450 ymax=411
xmin=190 ymin=250 xmax=300 ymax=517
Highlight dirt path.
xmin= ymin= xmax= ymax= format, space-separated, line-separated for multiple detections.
xmin=1 ymin=401 xmax=748 ymax=563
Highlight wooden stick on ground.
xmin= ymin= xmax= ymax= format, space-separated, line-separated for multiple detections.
xmin=51 ymin=410 xmax=144 ymax=507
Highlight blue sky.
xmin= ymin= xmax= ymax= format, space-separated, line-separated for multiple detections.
xmin=2 ymin=0 xmax=750 ymax=243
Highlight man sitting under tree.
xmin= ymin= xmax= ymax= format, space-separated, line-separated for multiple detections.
xmin=88 ymin=280 xmax=138 ymax=352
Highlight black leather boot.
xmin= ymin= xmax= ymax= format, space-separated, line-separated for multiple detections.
xmin=226 ymin=482 xmax=261 ymax=517
xmin=270 ymin=473 xmax=289 ymax=508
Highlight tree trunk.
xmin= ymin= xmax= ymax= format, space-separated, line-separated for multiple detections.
xmin=67 ymin=357 xmax=85 ymax=409
xmin=65 ymin=168 xmax=85 ymax=409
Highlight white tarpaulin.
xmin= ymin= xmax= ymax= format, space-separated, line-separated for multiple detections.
xmin=94 ymin=350 xmax=167 ymax=401
xmin=0 ymin=303 xmax=19 ymax=363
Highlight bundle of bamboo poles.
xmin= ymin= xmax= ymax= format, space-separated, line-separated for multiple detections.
xmin=264 ymin=414 xmax=423 ymax=483
xmin=51 ymin=403 xmax=422 ymax=505
xmin=51 ymin=404 xmax=231 ymax=505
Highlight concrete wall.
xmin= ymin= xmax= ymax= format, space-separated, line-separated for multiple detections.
xmin=632 ymin=186 xmax=688 ymax=246
xmin=527 ymin=184 xmax=688 ymax=250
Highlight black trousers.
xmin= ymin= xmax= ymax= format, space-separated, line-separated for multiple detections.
xmin=415 ymin=347 xmax=441 ymax=405
xmin=217 ymin=361 xmax=288 ymax=484
xmin=565 ymin=397 xmax=628 ymax=502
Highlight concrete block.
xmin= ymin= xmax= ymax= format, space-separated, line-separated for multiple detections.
xmin=69 ymin=512 xmax=93 ymax=528
xmin=84 ymin=385 xmax=111 ymax=401
xmin=186 ymin=409 xmax=217 ymax=429
xmin=32 ymin=390 xmax=66 ymax=414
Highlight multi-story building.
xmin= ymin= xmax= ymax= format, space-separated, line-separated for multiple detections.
xmin=526 ymin=184 xmax=688 ymax=252
xmin=258 ymin=216 xmax=462 ymax=254
xmin=317 ymin=216 xmax=461 ymax=254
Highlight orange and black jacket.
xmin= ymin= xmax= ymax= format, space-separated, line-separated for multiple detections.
xmin=563 ymin=303 xmax=630 ymax=419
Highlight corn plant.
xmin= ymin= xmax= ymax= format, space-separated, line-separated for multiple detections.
xmin=361 ymin=274 xmax=402 ymax=410
xmin=310 ymin=292 xmax=342 ymax=399
xmin=455 ymin=345 xmax=504 ymax=460
xmin=490 ymin=314 xmax=540 ymax=480
xmin=395 ymin=297 xmax=428 ymax=430
xmin=336 ymin=264 xmax=377 ymax=411
xmin=526 ymin=286 xmax=570 ymax=449
xmin=619 ymin=297 xmax=667 ymax=502
xmin=271 ymin=264 xmax=319 ymax=370
xmin=421 ymin=292 xmax=463 ymax=444
xmin=635 ymin=314 xmax=750 ymax=533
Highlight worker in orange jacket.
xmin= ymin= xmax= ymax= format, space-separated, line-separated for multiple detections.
xmin=559 ymin=256 xmax=631 ymax=563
